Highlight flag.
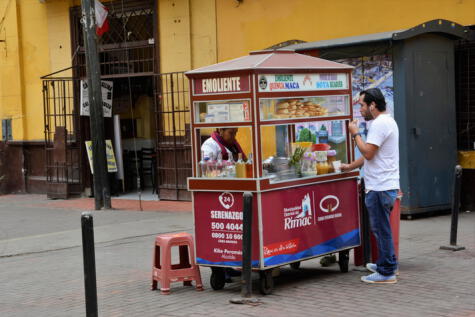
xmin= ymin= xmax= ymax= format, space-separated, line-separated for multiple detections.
xmin=95 ymin=0 xmax=109 ymax=36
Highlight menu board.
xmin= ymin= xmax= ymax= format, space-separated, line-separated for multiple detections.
xmin=258 ymin=73 xmax=349 ymax=92
xmin=206 ymin=104 xmax=229 ymax=123
xmin=198 ymin=101 xmax=250 ymax=123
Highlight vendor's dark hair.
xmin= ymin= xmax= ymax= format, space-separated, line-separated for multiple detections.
xmin=360 ymin=88 xmax=386 ymax=111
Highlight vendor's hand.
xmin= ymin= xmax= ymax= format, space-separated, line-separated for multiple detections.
xmin=348 ymin=119 xmax=359 ymax=135
xmin=340 ymin=163 xmax=352 ymax=172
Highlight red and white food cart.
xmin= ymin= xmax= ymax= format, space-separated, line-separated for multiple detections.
xmin=186 ymin=50 xmax=360 ymax=294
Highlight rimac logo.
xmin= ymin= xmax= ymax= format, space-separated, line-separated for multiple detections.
xmin=284 ymin=193 xmax=313 ymax=230
xmin=219 ymin=192 xmax=234 ymax=209
xmin=319 ymin=195 xmax=339 ymax=213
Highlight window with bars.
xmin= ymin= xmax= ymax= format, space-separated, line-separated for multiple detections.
xmin=71 ymin=0 xmax=156 ymax=78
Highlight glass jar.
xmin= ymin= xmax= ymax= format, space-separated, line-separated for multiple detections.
xmin=301 ymin=152 xmax=315 ymax=177
xmin=315 ymin=151 xmax=329 ymax=175
xmin=327 ymin=150 xmax=337 ymax=173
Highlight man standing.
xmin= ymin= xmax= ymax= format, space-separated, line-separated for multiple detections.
xmin=342 ymin=88 xmax=399 ymax=284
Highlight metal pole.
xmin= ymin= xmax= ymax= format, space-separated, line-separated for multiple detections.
xmin=440 ymin=165 xmax=465 ymax=251
xmin=81 ymin=212 xmax=98 ymax=317
xmin=450 ymin=165 xmax=462 ymax=245
xmin=81 ymin=0 xmax=111 ymax=210
xmin=230 ymin=192 xmax=260 ymax=305
xmin=241 ymin=192 xmax=253 ymax=298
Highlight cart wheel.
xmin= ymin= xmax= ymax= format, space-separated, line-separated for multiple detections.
xmin=259 ymin=270 xmax=274 ymax=295
xmin=210 ymin=267 xmax=226 ymax=290
xmin=338 ymin=250 xmax=350 ymax=273
xmin=290 ymin=261 xmax=301 ymax=270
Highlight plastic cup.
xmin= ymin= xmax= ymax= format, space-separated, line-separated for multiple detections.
xmin=333 ymin=160 xmax=341 ymax=173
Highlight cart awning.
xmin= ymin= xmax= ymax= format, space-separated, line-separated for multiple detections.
xmin=185 ymin=50 xmax=353 ymax=75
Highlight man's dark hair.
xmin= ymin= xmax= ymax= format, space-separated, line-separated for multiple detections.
xmin=359 ymin=88 xmax=386 ymax=112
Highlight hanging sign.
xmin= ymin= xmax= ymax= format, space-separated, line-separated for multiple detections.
xmin=85 ymin=140 xmax=118 ymax=174
xmin=258 ymin=73 xmax=348 ymax=92
xmin=193 ymin=75 xmax=250 ymax=95
xmin=80 ymin=80 xmax=114 ymax=117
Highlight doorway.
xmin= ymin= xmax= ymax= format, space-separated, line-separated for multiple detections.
xmin=105 ymin=75 xmax=158 ymax=198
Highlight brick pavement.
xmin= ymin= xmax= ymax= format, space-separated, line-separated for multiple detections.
xmin=0 ymin=194 xmax=474 ymax=316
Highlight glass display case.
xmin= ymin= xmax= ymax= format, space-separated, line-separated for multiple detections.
xmin=260 ymin=119 xmax=349 ymax=183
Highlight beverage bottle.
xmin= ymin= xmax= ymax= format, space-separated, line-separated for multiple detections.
xmin=207 ymin=152 xmax=216 ymax=177
xmin=245 ymin=153 xmax=253 ymax=178
xmin=225 ymin=156 xmax=236 ymax=177
xmin=235 ymin=153 xmax=246 ymax=178
xmin=199 ymin=151 xmax=208 ymax=177
xmin=302 ymin=152 xmax=314 ymax=176
xmin=216 ymin=152 xmax=224 ymax=177
xmin=318 ymin=124 xmax=328 ymax=144
xmin=316 ymin=151 xmax=329 ymax=175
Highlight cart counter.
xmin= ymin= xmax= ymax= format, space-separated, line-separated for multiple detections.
xmin=190 ymin=174 xmax=360 ymax=269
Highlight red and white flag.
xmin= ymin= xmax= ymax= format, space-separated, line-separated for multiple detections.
xmin=95 ymin=0 xmax=109 ymax=36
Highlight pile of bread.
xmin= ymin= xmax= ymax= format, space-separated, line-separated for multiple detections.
xmin=274 ymin=99 xmax=328 ymax=118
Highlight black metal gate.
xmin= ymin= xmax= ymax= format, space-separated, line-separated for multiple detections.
xmin=42 ymin=69 xmax=83 ymax=198
xmin=153 ymin=72 xmax=192 ymax=200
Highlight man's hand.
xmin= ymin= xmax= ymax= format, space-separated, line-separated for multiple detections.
xmin=348 ymin=119 xmax=359 ymax=135
xmin=341 ymin=157 xmax=364 ymax=172
xmin=341 ymin=163 xmax=352 ymax=172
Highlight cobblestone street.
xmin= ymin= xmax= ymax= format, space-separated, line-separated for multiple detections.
xmin=0 ymin=195 xmax=474 ymax=317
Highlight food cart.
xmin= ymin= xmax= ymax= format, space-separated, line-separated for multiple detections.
xmin=186 ymin=50 xmax=360 ymax=294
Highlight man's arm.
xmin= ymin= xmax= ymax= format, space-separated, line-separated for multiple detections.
xmin=341 ymin=157 xmax=364 ymax=172
xmin=353 ymin=135 xmax=378 ymax=160
xmin=348 ymin=119 xmax=378 ymax=160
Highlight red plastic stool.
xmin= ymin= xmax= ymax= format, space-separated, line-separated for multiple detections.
xmin=151 ymin=232 xmax=203 ymax=294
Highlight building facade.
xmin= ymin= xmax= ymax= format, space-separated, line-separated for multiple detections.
xmin=0 ymin=0 xmax=473 ymax=200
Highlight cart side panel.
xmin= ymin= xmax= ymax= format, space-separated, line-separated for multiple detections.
xmin=261 ymin=178 xmax=360 ymax=267
xmin=193 ymin=191 xmax=260 ymax=267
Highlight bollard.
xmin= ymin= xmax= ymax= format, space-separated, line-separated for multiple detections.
xmin=440 ymin=165 xmax=465 ymax=251
xmin=230 ymin=192 xmax=260 ymax=305
xmin=241 ymin=192 xmax=253 ymax=298
xmin=81 ymin=212 xmax=98 ymax=316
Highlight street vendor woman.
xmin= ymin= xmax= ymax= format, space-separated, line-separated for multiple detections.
xmin=201 ymin=128 xmax=247 ymax=161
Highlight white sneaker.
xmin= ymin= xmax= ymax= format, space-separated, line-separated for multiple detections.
xmin=366 ymin=263 xmax=399 ymax=276
xmin=361 ymin=272 xmax=397 ymax=284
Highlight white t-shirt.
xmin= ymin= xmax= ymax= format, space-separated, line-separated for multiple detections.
xmin=201 ymin=137 xmax=232 ymax=159
xmin=363 ymin=114 xmax=400 ymax=191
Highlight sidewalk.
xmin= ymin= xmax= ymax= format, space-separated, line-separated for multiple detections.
xmin=0 ymin=194 xmax=474 ymax=317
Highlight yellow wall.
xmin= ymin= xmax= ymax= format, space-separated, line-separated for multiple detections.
xmin=158 ymin=0 xmax=217 ymax=73
xmin=19 ymin=0 xmax=57 ymax=141
xmin=0 ymin=0 xmax=74 ymax=141
xmin=216 ymin=0 xmax=475 ymax=61
xmin=158 ymin=0 xmax=217 ymax=137
xmin=2 ymin=0 xmax=474 ymax=144
xmin=0 ymin=0 xmax=25 ymax=140
xmin=45 ymin=1 xmax=73 ymax=75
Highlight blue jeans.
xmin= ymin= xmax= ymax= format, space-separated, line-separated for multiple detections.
xmin=365 ymin=190 xmax=398 ymax=276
